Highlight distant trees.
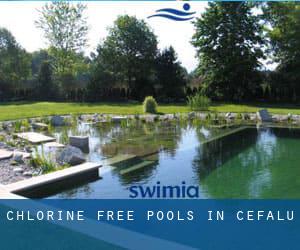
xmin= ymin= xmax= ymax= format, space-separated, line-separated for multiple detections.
xmin=37 ymin=61 xmax=55 ymax=100
xmin=263 ymin=2 xmax=300 ymax=101
xmin=0 ymin=28 xmax=31 ymax=100
xmin=192 ymin=2 xmax=264 ymax=101
xmin=155 ymin=46 xmax=187 ymax=101
xmin=3 ymin=2 xmax=300 ymax=103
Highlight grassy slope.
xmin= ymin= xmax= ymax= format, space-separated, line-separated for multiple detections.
xmin=0 ymin=101 xmax=300 ymax=121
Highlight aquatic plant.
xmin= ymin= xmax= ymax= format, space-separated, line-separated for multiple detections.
xmin=120 ymin=119 xmax=128 ymax=128
xmin=143 ymin=96 xmax=158 ymax=114
xmin=187 ymin=93 xmax=211 ymax=111
xmin=30 ymin=147 xmax=68 ymax=174
xmin=13 ymin=119 xmax=31 ymax=133
xmin=29 ymin=148 xmax=54 ymax=173
xmin=59 ymin=129 xmax=69 ymax=145
xmin=237 ymin=113 xmax=243 ymax=120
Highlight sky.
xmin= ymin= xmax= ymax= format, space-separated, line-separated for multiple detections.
xmin=0 ymin=1 xmax=208 ymax=72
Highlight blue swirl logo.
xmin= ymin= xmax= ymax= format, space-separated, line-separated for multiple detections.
xmin=147 ymin=3 xmax=195 ymax=21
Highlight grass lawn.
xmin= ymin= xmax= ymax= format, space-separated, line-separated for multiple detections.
xmin=1 ymin=101 xmax=300 ymax=121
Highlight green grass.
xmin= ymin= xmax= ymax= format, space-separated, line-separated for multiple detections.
xmin=0 ymin=101 xmax=300 ymax=121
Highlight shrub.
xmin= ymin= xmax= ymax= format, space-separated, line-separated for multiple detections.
xmin=187 ymin=92 xmax=211 ymax=111
xmin=143 ymin=96 xmax=158 ymax=114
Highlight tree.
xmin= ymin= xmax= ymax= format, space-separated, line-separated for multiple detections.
xmin=155 ymin=46 xmax=187 ymax=101
xmin=35 ymin=1 xmax=88 ymax=75
xmin=31 ymin=50 xmax=50 ymax=76
xmin=37 ymin=61 xmax=55 ymax=100
xmin=263 ymin=3 xmax=300 ymax=101
xmin=191 ymin=2 xmax=264 ymax=101
xmin=90 ymin=15 xmax=158 ymax=100
xmin=0 ymin=27 xmax=31 ymax=99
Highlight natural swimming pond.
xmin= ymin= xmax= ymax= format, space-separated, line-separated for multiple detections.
xmin=37 ymin=120 xmax=300 ymax=199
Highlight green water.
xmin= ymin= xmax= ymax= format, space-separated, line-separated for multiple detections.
xmin=47 ymin=122 xmax=300 ymax=199
xmin=201 ymin=128 xmax=300 ymax=198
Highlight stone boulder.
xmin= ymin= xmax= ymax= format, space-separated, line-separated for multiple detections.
xmin=257 ymin=109 xmax=272 ymax=122
xmin=69 ymin=136 xmax=89 ymax=153
xmin=51 ymin=116 xmax=65 ymax=126
xmin=225 ymin=112 xmax=234 ymax=120
xmin=56 ymin=146 xmax=85 ymax=166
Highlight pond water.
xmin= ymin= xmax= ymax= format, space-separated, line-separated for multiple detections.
xmin=45 ymin=121 xmax=300 ymax=199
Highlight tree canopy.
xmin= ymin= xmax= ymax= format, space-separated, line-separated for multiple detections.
xmin=192 ymin=2 xmax=264 ymax=101
xmin=90 ymin=15 xmax=158 ymax=100
xmin=263 ymin=2 xmax=300 ymax=101
xmin=35 ymin=1 xmax=88 ymax=75
xmin=0 ymin=27 xmax=31 ymax=99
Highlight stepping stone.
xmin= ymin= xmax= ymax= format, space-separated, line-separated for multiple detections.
xmin=120 ymin=161 xmax=155 ymax=175
xmin=69 ymin=136 xmax=89 ymax=153
xmin=17 ymin=132 xmax=56 ymax=144
xmin=44 ymin=142 xmax=65 ymax=148
xmin=32 ymin=122 xmax=48 ymax=130
xmin=257 ymin=109 xmax=272 ymax=122
xmin=0 ymin=149 xmax=13 ymax=160
xmin=51 ymin=115 xmax=65 ymax=126
xmin=105 ymin=154 xmax=138 ymax=167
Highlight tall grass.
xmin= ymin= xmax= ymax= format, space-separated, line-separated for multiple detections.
xmin=187 ymin=93 xmax=211 ymax=111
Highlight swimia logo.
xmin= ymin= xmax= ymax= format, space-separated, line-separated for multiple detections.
xmin=147 ymin=3 xmax=196 ymax=22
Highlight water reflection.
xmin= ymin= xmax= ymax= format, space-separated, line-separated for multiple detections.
xmin=46 ymin=122 xmax=300 ymax=199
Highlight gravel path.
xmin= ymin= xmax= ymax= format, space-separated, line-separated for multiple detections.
xmin=0 ymin=158 xmax=35 ymax=184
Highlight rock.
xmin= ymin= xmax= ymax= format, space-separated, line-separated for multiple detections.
xmin=92 ymin=114 xmax=99 ymax=122
xmin=225 ymin=112 xmax=234 ymax=120
xmin=2 ymin=122 xmax=12 ymax=131
xmin=32 ymin=122 xmax=48 ymax=130
xmin=188 ymin=112 xmax=195 ymax=119
xmin=0 ymin=149 xmax=13 ymax=160
xmin=23 ymin=171 xmax=33 ymax=177
xmin=69 ymin=136 xmax=89 ymax=153
xmin=111 ymin=116 xmax=127 ymax=123
xmin=144 ymin=115 xmax=156 ymax=123
xmin=13 ymin=167 xmax=23 ymax=174
xmin=51 ymin=115 xmax=65 ymax=126
xmin=12 ymin=153 xmax=24 ymax=164
xmin=242 ymin=113 xmax=250 ymax=120
xmin=44 ymin=142 xmax=65 ymax=148
xmin=257 ymin=109 xmax=272 ymax=122
xmin=56 ymin=146 xmax=85 ymax=166
xmin=25 ymin=146 xmax=33 ymax=153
